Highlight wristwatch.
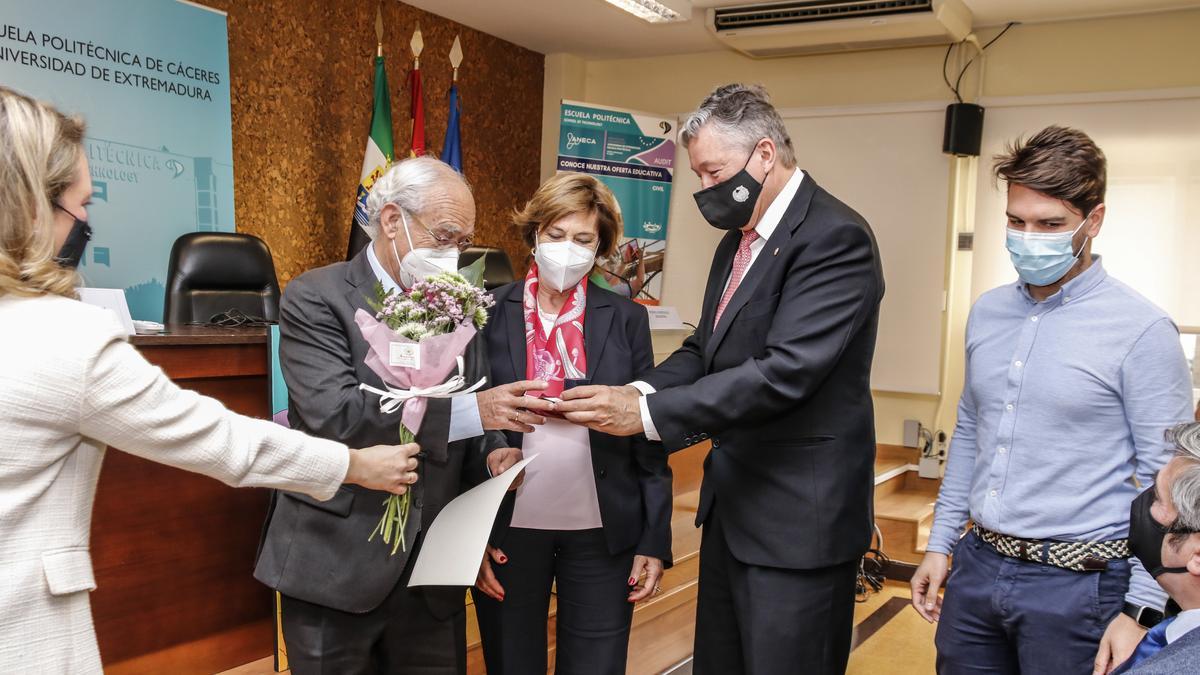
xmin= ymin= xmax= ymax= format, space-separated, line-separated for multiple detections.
xmin=1123 ymin=602 xmax=1165 ymax=629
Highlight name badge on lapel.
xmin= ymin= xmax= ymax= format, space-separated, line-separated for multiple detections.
xmin=389 ymin=342 xmax=421 ymax=369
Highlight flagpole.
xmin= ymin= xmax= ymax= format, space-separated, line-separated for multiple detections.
xmin=449 ymin=35 xmax=462 ymax=82
xmin=411 ymin=23 xmax=423 ymax=69
xmin=441 ymin=36 xmax=464 ymax=173
xmin=376 ymin=4 xmax=383 ymax=57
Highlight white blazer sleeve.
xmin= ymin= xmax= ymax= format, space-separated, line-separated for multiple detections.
xmin=77 ymin=318 xmax=349 ymax=501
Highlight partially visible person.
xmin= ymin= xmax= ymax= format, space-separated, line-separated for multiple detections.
xmin=253 ymin=156 xmax=552 ymax=675
xmin=472 ymin=172 xmax=672 ymax=675
xmin=0 ymin=87 xmax=421 ymax=672
xmin=555 ymin=84 xmax=885 ymax=675
xmin=1113 ymin=422 xmax=1200 ymax=674
xmin=909 ymin=126 xmax=1195 ymax=675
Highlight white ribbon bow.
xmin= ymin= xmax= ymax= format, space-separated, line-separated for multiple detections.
xmin=359 ymin=356 xmax=488 ymax=414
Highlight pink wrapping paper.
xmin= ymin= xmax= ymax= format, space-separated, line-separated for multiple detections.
xmin=354 ymin=308 xmax=479 ymax=434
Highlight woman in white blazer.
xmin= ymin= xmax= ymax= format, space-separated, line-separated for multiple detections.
xmin=0 ymin=87 xmax=424 ymax=672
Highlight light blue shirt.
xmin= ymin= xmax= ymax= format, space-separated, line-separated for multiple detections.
xmin=366 ymin=244 xmax=484 ymax=444
xmin=928 ymin=258 xmax=1194 ymax=609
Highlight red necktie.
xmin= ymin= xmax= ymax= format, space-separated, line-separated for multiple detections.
xmin=714 ymin=229 xmax=759 ymax=327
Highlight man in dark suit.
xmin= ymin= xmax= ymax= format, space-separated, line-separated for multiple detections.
xmin=254 ymin=157 xmax=554 ymax=674
xmin=557 ymin=84 xmax=884 ymax=674
xmin=1113 ymin=422 xmax=1200 ymax=674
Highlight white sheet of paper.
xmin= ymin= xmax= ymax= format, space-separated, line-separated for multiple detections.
xmin=78 ymin=288 xmax=135 ymax=335
xmin=407 ymin=454 xmax=538 ymax=587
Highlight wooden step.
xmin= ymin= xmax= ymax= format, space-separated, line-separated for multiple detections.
xmin=876 ymin=488 xmax=937 ymax=525
xmin=875 ymin=455 xmax=909 ymax=478
xmin=875 ymin=474 xmax=940 ymax=565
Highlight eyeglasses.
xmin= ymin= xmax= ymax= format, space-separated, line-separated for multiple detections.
xmin=408 ymin=211 xmax=474 ymax=252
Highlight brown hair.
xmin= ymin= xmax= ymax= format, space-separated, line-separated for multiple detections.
xmin=513 ymin=172 xmax=621 ymax=258
xmin=0 ymin=86 xmax=85 ymax=299
xmin=993 ymin=125 xmax=1106 ymax=216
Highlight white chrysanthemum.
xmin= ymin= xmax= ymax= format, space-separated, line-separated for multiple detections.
xmin=397 ymin=322 xmax=432 ymax=341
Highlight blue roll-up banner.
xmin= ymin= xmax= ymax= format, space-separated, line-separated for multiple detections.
xmin=1 ymin=0 xmax=234 ymax=320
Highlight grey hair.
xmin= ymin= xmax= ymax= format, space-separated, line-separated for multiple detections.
xmin=363 ymin=156 xmax=470 ymax=240
xmin=1167 ymin=422 xmax=1200 ymax=533
xmin=680 ymin=83 xmax=796 ymax=168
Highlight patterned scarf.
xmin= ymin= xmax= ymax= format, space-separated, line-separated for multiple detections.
xmin=523 ymin=262 xmax=587 ymax=399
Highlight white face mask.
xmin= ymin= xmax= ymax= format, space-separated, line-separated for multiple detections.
xmin=535 ymin=240 xmax=596 ymax=292
xmin=393 ymin=210 xmax=459 ymax=287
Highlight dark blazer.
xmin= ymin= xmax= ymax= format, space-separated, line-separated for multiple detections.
xmin=641 ymin=172 xmax=884 ymax=571
xmin=253 ymin=250 xmax=504 ymax=617
xmin=1114 ymin=625 xmax=1200 ymax=674
xmin=485 ymin=280 xmax=672 ymax=565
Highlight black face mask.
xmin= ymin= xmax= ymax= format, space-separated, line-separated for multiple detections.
xmin=692 ymin=151 xmax=766 ymax=231
xmin=54 ymin=204 xmax=92 ymax=269
xmin=1129 ymin=487 xmax=1194 ymax=578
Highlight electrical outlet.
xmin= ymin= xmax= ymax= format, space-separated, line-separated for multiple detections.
xmin=903 ymin=419 xmax=921 ymax=448
xmin=919 ymin=456 xmax=943 ymax=479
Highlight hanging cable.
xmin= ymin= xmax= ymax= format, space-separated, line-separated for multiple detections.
xmin=949 ymin=22 xmax=1018 ymax=102
xmin=940 ymin=21 xmax=1017 ymax=103
xmin=942 ymin=41 xmax=961 ymax=104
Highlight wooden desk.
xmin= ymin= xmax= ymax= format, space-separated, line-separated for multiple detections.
xmin=92 ymin=326 xmax=277 ymax=674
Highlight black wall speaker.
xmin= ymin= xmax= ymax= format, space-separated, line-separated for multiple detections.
xmin=943 ymin=103 xmax=985 ymax=157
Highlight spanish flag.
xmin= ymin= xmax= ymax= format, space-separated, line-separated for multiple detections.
xmin=408 ymin=65 xmax=426 ymax=157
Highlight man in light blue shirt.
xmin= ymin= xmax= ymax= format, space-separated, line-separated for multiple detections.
xmin=910 ymin=126 xmax=1195 ymax=675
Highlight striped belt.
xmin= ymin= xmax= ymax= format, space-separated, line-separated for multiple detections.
xmin=973 ymin=524 xmax=1131 ymax=572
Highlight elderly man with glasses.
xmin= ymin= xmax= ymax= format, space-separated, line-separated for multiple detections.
xmin=1113 ymin=422 xmax=1200 ymax=673
xmin=254 ymin=156 xmax=554 ymax=675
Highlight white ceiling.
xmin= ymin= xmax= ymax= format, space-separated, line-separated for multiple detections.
xmin=400 ymin=0 xmax=1200 ymax=59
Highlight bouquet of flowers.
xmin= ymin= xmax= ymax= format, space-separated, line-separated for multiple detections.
xmin=354 ymin=269 xmax=494 ymax=554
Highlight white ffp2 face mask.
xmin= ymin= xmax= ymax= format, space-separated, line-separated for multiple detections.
xmin=394 ymin=210 xmax=460 ymax=287
xmin=535 ymin=240 xmax=596 ymax=292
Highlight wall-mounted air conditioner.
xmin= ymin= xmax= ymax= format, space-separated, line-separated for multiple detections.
xmin=708 ymin=0 xmax=973 ymax=58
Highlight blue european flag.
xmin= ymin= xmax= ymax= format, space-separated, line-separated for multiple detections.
xmin=440 ymin=84 xmax=462 ymax=173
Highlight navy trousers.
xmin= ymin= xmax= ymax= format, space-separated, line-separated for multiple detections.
xmin=693 ymin=508 xmax=859 ymax=675
xmin=935 ymin=529 xmax=1130 ymax=675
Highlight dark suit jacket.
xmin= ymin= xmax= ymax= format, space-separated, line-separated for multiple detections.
xmin=1114 ymin=625 xmax=1200 ymax=674
xmin=484 ymin=281 xmax=673 ymax=565
xmin=641 ymin=172 xmax=884 ymax=571
xmin=253 ymin=250 xmax=504 ymax=617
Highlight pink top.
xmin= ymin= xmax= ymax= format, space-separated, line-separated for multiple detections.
xmin=509 ymin=307 xmax=603 ymax=531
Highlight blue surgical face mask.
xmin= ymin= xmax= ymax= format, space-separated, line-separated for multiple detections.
xmin=1005 ymin=209 xmax=1093 ymax=287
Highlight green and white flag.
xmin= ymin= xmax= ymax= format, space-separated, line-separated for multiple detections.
xmin=348 ymin=54 xmax=395 ymax=259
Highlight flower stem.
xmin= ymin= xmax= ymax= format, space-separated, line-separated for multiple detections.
xmin=370 ymin=423 xmax=416 ymax=555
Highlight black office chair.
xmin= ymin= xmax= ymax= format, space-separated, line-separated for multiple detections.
xmin=163 ymin=232 xmax=281 ymax=325
xmin=459 ymin=246 xmax=516 ymax=291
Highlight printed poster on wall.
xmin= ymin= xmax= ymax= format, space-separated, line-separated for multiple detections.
xmin=557 ymin=100 xmax=676 ymax=303
xmin=1 ymin=0 xmax=235 ymax=321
